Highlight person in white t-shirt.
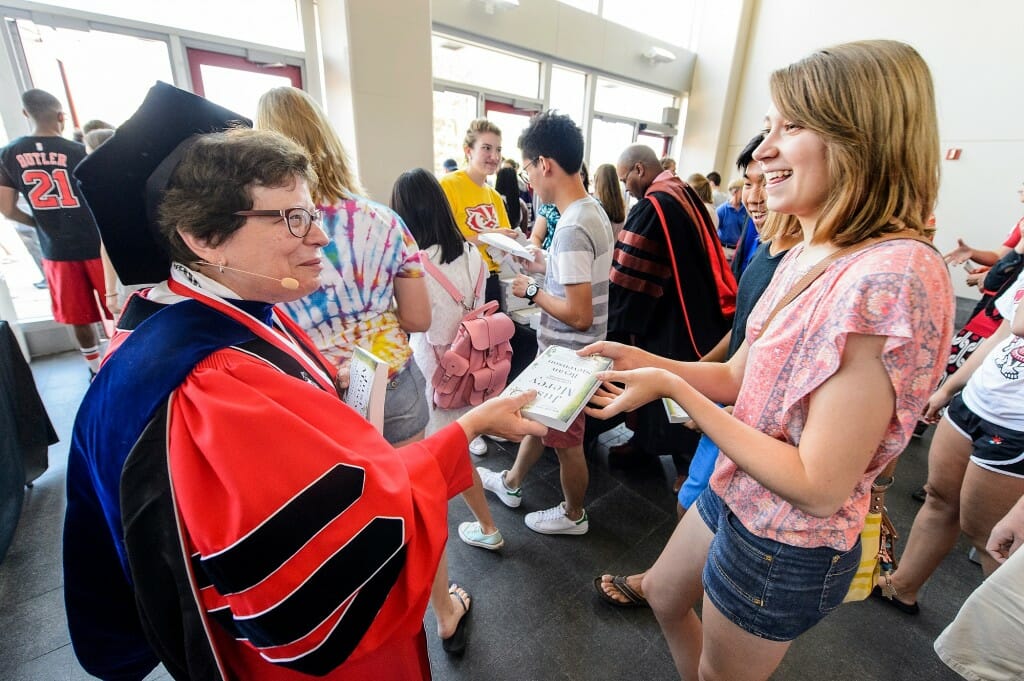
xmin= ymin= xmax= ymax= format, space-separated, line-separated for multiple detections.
xmin=874 ymin=269 xmax=1024 ymax=614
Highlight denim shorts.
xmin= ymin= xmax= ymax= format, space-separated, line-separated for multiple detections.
xmin=696 ymin=488 xmax=861 ymax=641
xmin=382 ymin=360 xmax=430 ymax=444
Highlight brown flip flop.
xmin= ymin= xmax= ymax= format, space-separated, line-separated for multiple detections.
xmin=593 ymin=574 xmax=649 ymax=608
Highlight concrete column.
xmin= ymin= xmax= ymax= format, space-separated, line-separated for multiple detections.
xmin=315 ymin=0 xmax=434 ymax=202
xmin=678 ymin=0 xmax=754 ymax=181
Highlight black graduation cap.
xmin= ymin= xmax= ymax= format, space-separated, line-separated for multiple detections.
xmin=74 ymin=82 xmax=251 ymax=285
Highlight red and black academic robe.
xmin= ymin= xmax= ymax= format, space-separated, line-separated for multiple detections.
xmin=65 ymin=278 xmax=472 ymax=680
xmin=608 ymin=172 xmax=736 ymax=464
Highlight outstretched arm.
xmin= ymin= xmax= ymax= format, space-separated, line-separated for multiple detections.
xmin=944 ymin=237 xmax=1007 ymax=267
xmin=587 ymin=334 xmax=892 ymax=517
xmin=580 ymin=339 xmax=746 ymax=406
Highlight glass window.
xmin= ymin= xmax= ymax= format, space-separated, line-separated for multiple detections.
xmin=3 ymin=18 xmax=176 ymax=321
xmin=637 ymin=131 xmax=668 ymax=158
xmin=432 ymin=35 xmax=540 ymax=100
xmin=601 ymin=0 xmax=695 ymax=48
xmin=556 ymin=0 xmax=599 ymax=12
xmin=433 ymin=90 xmax=478 ymax=176
xmin=589 ymin=118 xmax=635 ymax=170
xmin=196 ymin=65 xmax=294 ymax=122
xmin=485 ymin=104 xmax=537 ymax=161
xmin=38 ymin=0 xmax=303 ymax=50
xmin=594 ymin=77 xmax=675 ymax=123
xmin=549 ymin=66 xmax=586 ymax=126
xmin=14 ymin=20 xmax=173 ymax=135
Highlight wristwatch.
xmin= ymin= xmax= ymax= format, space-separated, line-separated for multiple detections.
xmin=524 ymin=281 xmax=539 ymax=301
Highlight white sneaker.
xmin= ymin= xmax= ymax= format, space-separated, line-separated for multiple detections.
xmin=525 ymin=502 xmax=588 ymax=535
xmin=477 ymin=467 xmax=522 ymax=508
xmin=469 ymin=436 xmax=489 ymax=456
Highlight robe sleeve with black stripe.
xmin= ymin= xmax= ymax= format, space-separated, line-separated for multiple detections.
xmin=166 ymin=347 xmax=472 ymax=679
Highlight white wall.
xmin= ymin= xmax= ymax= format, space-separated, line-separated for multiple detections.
xmin=676 ymin=0 xmax=753 ymax=177
xmin=715 ymin=0 xmax=1024 ymax=299
xmin=317 ymin=0 xmax=435 ymax=202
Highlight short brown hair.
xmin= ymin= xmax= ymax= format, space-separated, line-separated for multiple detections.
xmin=159 ymin=128 xmax=315 ymax=265
xmin=769 ymin=40 xmax=939 ymax=246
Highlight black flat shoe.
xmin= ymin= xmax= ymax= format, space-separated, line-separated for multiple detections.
xmin=871 ymin=586 xmax=920 ymax=615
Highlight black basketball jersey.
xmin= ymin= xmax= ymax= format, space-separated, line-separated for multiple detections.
xmin=0 ymin=136 xmax=100 ymax=261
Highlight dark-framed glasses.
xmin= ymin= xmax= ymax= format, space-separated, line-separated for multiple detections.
xmin=234 ymin=207 xmax=323 ymax=238
xmin=519 ymin=158 xmax=538 ymax=185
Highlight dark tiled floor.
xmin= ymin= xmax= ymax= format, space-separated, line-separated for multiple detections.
xmin=2 ymin=352 xmax=975 ymax=680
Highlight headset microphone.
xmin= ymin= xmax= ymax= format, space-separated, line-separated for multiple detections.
xmin=194 ymin=261 xmax=300 ymax=290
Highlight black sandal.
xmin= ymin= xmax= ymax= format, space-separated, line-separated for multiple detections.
xmin=593 ymin=575 xmax=649 ymax=608
xmin=442 ymin=584 xmax=472 ymax=655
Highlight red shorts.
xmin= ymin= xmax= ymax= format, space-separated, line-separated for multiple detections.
xmin=542 ymin=411 xmax=586 ymax=449
xmin=41 ymin=257 xmax=109 ymax=325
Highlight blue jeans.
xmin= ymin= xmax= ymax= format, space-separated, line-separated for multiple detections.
xmin=696 ymin=488 xmax=860 ymax=641
xmin=678 ymin=433 xmax=718 ymax=509
xmin=382 ymin=361 xmax=430 ymax=444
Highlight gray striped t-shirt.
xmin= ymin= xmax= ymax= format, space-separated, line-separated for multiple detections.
xmin=537 ymin=195 xmax=615 ymax=351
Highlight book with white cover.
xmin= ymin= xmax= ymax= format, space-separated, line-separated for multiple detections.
xmin=479 ymin=232 xmax=535 ymax=261
xmin=663 ymin=397 xmax=692 ymax=424
xmin=345 ymin=346 xmax=389 ymax=433
xmin=501 ymin=345 xmax=612 ymax=431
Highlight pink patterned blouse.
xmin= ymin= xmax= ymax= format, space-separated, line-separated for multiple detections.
xmin=710 ymin=240 xmax=954 ymax=550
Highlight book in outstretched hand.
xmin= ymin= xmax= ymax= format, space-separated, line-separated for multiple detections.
xmin=500 ymin=345 xmax=612 ymax=431
xmin=663 ymin=398 xmax=692 ymax=424
xmin=345 ymin=346 xmax=389 ymax=433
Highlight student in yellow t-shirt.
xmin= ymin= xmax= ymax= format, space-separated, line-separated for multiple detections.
xmin=440 ymin=118 xmax=518 ymax=307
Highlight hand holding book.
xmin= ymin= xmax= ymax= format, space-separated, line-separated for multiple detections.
xmin=499 ymin=346 xmax=612 ymax=431
xmin=577 ymin=340 xmax=659 ymax=373
xmin=456 ymin=390 xmax=549 ymax=443
xmin=584 ymin=367 xmax=686 ymax=421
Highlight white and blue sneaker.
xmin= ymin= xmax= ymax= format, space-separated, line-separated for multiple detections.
xmin=458 ymin=521 xmax=505 ymax=550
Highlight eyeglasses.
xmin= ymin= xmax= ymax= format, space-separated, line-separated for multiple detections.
xmin=519 ymin=158 xmax=539 ymax=185
xmin=234 ymin=207 xmax=323 ymax=238
xmin=619 ymin=166 xmax=637 ymax=185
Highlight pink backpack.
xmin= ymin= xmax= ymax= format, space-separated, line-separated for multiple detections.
xmin=421 ymin=253 xmax=515 ymax=409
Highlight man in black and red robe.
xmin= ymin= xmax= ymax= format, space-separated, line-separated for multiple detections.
xmin=608 ymin=145 xmax=736 ymax=484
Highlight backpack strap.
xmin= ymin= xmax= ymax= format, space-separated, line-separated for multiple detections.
xmin=760 ymin=231 xmax=936 ymax=334
xmin=472 ymin=257 xmax=486 ymax=307
xmin=421 ymin=250 xmax=481 ymax=312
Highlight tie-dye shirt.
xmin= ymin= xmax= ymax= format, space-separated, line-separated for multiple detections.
xmin=284 ymin=196 xmax=423 ymax=378
xmin=710 ymin=239 xmax=954 ymax=551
